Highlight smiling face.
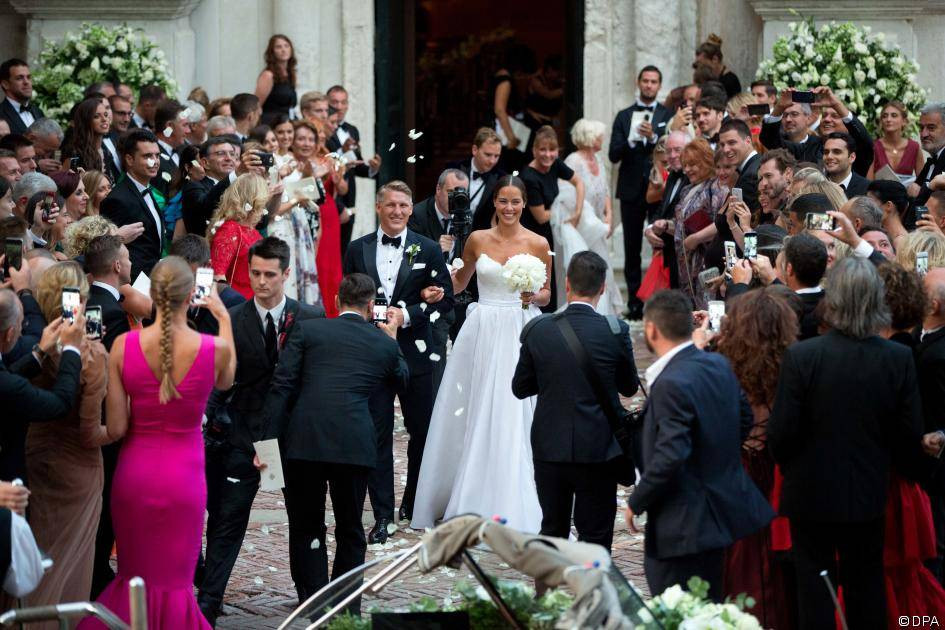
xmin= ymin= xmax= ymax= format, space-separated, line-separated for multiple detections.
xmin=920 ymin=111 xmax=945 ymax=154
xmin=92 ymin=101 xmax=111 ymax=136
xmin=66 ymin=178 xmax=89 ymax=219
xmin=862 ymin=230 xmax=895 ymax=260
xmin=823 ymin=138 xmax=854 ymax=179
xmin=718 ymin=128 xmax=752 ymax=165
xmin=493 ymin=184 xmax=525 ymax=226
xmin=532 ymin=138 xmax=558 ymax=170
xmin=758 ymin=159 xmax=791 ymax=203
xmin=274 ymin=121 xmax=294 ymax=151
xmin=681 ymin=153 xmax=712 ymax=184
xmin=472 ymin=139 xmax=501 ymax=173
xmin=203 ymin=142 xmax=237 ymax=180
xmin=126 ymin=140 xmax=160 ymax=181
xmin=694 ymin=106 xmax=722 ymax=136
xmin=291 ymin=125 xmax=315 ymax=159
xmin=819 ymin=107 xmax=847 ymax=135
xmin=376 ymin=189 xmax=412 ymax=234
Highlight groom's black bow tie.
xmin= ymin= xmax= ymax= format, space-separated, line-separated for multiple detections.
xmin=381 ymin=234 xmax=402 ymax=248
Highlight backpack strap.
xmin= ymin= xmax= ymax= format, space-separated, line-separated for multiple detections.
xmin=519 ymin=313 xmax=551 ymax=343
xmin=605 ymin=314 xmax=622 ymax=336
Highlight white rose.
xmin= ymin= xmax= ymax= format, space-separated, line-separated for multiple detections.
xmin=804 ymin=46 xmax=815 ymax=60
xmin=116 ymin=39 xmax=128 ymax=53
xmin=854 ymin=42 xmax=869 ymax=55
xmin=90 ymin=57 xmax=101 ymax=71
xmin=837 ymin=78 xmax=847 ymax=89
xmin=820 ymin=74 xmax=830 ymax=85
xmin=874 ymin=94 xmax=882 ymax=103
xmin=659 ymin=585 xmax=685 ymax=610
xmin=791 ymin=72 xmax=802 ymax=82
xmin=876 ymin=78 xmax=887 ymax=91
xmin=865 ymin=57 xmax=875 ymax=69
xmin=854 ymin=70 xmax=866 ymax=83
xmin=867 ymin=67 xmax=877 ymax=80
xmin=111 ymin=57 xmax=121 ymax=69
xmin=801 ymin=72 xmax=813 ymax=85
xmin=777 ymin=62 xmax=789 ymax=73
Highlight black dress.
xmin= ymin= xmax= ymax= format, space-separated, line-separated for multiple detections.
xmin=520 ymin=158 xmax=574 ymax=312
xmin=261 ymin=78 xmax=297 ymax=125
xmin=491 ymin=72 xmax=530 ymax=173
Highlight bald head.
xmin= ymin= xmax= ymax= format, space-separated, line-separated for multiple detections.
xmin=924 ymin=267 xmax=945 ymax=320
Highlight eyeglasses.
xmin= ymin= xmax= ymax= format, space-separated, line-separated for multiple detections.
xmin=209 ymin=151 xmax=237 ymax=158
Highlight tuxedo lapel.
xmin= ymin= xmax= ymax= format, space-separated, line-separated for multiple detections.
xmin=361 ymin=236 xmax=383 ymax=290
xmin=239 ymin=301 xmax=270 ymax=368
xmin=391 ymin=231 xmax=418 ymax=302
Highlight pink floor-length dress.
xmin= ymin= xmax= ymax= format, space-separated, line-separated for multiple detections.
xmin=80 ymin=331 xmax=215 ymax=629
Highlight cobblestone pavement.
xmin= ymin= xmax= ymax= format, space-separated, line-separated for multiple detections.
xmin=214 ymin=321 xmax=654 ymax=628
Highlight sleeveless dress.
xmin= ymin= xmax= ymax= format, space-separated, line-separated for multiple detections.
xmin=412 ymin=254 xmax=543 ymax=534
xmin=316 ymin=176 xmax=343 ymax=317
xmin=79 ymin=332 xmax=216 ymax=629
xmin=872 ymin=138 xmax=920 ymax=186
xmin=261 ymin=78 xmax=297 ymax=126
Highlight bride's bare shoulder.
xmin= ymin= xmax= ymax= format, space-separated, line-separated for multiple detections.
xmin=522 ymin=230 xmax=550 ymax=254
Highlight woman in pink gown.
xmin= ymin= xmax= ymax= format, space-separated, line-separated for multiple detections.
xmin=80 ymin=256 xmax=235 ymax=629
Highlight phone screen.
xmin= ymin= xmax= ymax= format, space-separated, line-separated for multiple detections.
xmin=792 ymin=91 xmax=815 ymax=104
xmin=805 ymin=212 xmax=835 ymax=231
xmin=193 ymin=267 xmax=214 ymax=305
xmin=743 ymin=232 xmax=758 ymax=259
xmin=85 ymin=306 xmax=102 ymax=340
xmin=4 ymin=238 xmax=23 ymax=273
xmin=724 ymin=241 xmax=738 ymax=271
xmin=731 ymin=188 xmax=743 ymax=203
xmin=917 ymin=252 xmax=930 ymax=276
xmin=373 ymin=298 xmax=388 ymax=324
xmin=61 ymin=288 xmax=81 ymax=323
xmin=708 ymin=300 xmax=725 ymax=332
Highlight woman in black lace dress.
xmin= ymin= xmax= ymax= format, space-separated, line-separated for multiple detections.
xmin=255 ymin=34 xmax=298 ymax=125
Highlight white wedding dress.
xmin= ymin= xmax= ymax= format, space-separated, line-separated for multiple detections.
xmin=411 ymin=254 xmax=543 ymax=534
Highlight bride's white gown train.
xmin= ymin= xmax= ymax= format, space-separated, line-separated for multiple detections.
xmin=411 ymin=254 xmax=543 ymax=534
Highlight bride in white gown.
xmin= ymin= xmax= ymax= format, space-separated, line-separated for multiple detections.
xmin=411 ymin=175 xmax=552 ymax=534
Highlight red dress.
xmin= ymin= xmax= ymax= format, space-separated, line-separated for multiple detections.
xmin=872 ymin=138 xmax=920 ymax=176
xmin=210 ymin=220 xmax=262 ymax=300
xmin=316 ymin=177 xmax=343 ymax=318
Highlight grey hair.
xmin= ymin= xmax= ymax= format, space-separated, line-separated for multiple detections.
xmin=206 ymin=115 xmax=236 ymax=134
xmin=27 ymin=117 xmax=64 ymax=142
xmin=823 ymin=257 xmax=890 ymax=338
xmin=570 ymin=118 xmax=607 ymax=149
xmin=796 ymin=102 xmax=812 ymax=116
xmin=793 ymin=167 xmax=825 ymax=185
xmin=181 ymin=100 xmax=205 ymax=123
xmin=846 ymin=195 xmax=883 ymax=230
xmin=12 ymin=171 xmax=56 ymax=202
xmin=920 ymin=102 xmax=945 ymax=120
xmin=929 ymin=274 xmax=945 ymax=316
xmin=0 ymin=288 xmax=22 ymax=333
xmin=436 ymin=168 xmax=469 ymax=189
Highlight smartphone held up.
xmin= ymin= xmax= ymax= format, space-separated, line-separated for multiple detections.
xmin=192 ymin=267 xmax=214 ymax=306
xmin=61 ymin=287 xmax=81 ymax=323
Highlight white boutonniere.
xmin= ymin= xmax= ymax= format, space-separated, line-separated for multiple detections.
xmin=405 ymin=243 xmax=421 ymax=266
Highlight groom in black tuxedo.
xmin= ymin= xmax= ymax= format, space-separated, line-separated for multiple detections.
xmin=343 ymin=180 xmax=454 ymax=542
xmin=513 ymin=252 xmax=639 ymax=552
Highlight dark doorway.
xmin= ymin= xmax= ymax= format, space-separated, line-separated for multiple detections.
xmin=376 ymin=0 xmax=584 ymax=201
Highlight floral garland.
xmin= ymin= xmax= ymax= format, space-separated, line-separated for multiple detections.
xmin=32 ymin=22 xmax=177 ymax=125
xmin=755 ymin=15 xmax=926 ymax=135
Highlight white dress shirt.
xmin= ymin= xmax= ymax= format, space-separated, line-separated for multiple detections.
xmin=838 ymin=171 xmax=853 ymax=191
xmin=157 ymin=139 xmax=180 ymax=166
xmin=376 ymin=228 xmax=411 ymax=327
xmin=128 ymin=174 xmax=164 ymax=244
xmin=92 ymin=280 xmax=121 ymax=301
xmin=644 ymin=341 xmax=694 ymax=388
xmin=6 ymin=97 xmax=35 ymax=128
xmin=2 ymin=511 xmax=45 ymax=598
xmin=468 ymin=159 xmax=487 ymax=212
xmin=335 ymin=125 xmax=351 ymax=147
xmin=102 ymin=136 xmax=122 ymax=173
xmin=738 ymin=151 xmax=758 ymax=173
xmin=254 ymin=295 xmax=287 ymax=331
xmin=131 ymin=111 xmax=147 ymax=129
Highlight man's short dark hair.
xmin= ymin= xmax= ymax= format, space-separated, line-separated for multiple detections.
xmin=118 ymin=128 xmax=159 ymax=159
xmin=0 ymin=134 xmax=32 ymax=152
xmin=637 ymin=65 xmax=662 ymax=83
xmin=0 ymin=215 xmax=27 ymax=242
xmin=824 ymin=131 xmax=856 ymax=154
xmin=784 ymin=233 xmax=828 ymax=288
xmin=696 ymin=96 xmax=726 ymax=113
xmin=168 ymin=234 xmax=211 ymax=266
xmin=230 ymin=93 xmax=260 ymax=121
xmin=750 ymin=79 xmax=777 ymax=98
xmin=566 ymin=251 xmax=607 ymax=297
xmin=719 ymin=118 xmax=751 ymax=139
xmin=338 ymin=273 xmax=375 ymax=310
xmin=138 ymin=84 xmax=165 ymax=104
xmin=326 ymin=85 xmax=347 ymax=97
xmin=643 ymin=290 xmax=694 ymax=341
xmin=248 ymin=236 xmax=290 ymax=271
xmin=760 ymin=148 xmax=797 ymax=174
xmin=788 ymin=193 xmax=834 ymax=221
xmin=0 ymin=59 xmax=28 ymax=82
xmin=84 ymin=81 xmax=113 ymax=98
xmin=200 ymin=135 xmax=236 ymax=158
xmin=84 ymin=234 xmax=124 ymax=276
xmin=154 ymin=99 xmax=185 ymax=133
xmin=867 ymin=179 xmax=909 ymax=215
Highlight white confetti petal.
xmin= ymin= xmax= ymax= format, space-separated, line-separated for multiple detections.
xmin=388 ymin=142 xmax=396 ymax=151
xmin=268 ymin=566 xmax=278 ymax=572
xmin=387 ymin=522 xmax=398 ymax=534
xmin=419 ymin=303 xmax=427 ymax=311
xmin=191 ymin=160 xmax=200 ymax=168
xmin=406 ymin=155 xmax=417 ymax=164
xmin=512 ymin=170 xmax=519 ymax=177
xmin=415 ymin=339 xmax=427 ymax=353
xmin=616 ymin=489 xmax=626 ymax=497
xmin=244 ymin=542 xmax=255 ymax=551
xmin=454 ymin=407 xmax=464 ymax=416
xmin=162 ymin=127 xmax=173 ymax=138
xmin=397 ymin=300 xmax=407 ymax=309
xmin=429 ymin=311 xmax=440 ymax=323
xmin=429 ymin=353 xmax=441 ymax=362
xmin=146 ymin=158 xmax=156 ymax=168
xmin=260 ymin=524 xmax=270 ymax=536
xmin=226 ymin=477 xmax=239 ymax=484
xmin=310 ymin=538 xmax=321 ymax=549
xmin=547 ymin=250 xmax=555 ymax=256
xmin=419 ymin=155 xmax=425 ymax=160
xmin=451 ymin=259 xmax=465 ymax=271
xmin=408 ymin=129 xmax=424 ymax=140
xmin=253 ymin=576 xmax=264 ymax=586
xmin=161 ymin=171 xmax=172 ymax=182
xmin=244 ymin=202 xmax=253 ymax=212
xmin=430 ymin=270 xmax=437 ymax=277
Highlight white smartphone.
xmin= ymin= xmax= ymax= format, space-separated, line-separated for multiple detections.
xmin=731 ymin=188 xmax=743 ymax=203
xmin=708 ymin=300 xmax=725 ymax=332
xmin=193 ymin=267 xmax=214 ymax=305
xmin=917 ymin=251 xmax=930 ymax=276
xmin=61 ymin=287 xmax=81 ymax=323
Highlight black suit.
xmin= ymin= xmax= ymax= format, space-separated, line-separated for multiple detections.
xmin=343 ymin=230 xmax=454 ymax=520
xmin=0 ymin=350 xmax=81 ymax=481
xmin=262 ymin=313 xmax=408 ymax=608
xmin=652 ymin=170 xmax=689 ymax=288
xmin=512 ymin=305 xmax=639 ymax=551
xmin=628 ymin=345 xmax=774 ymax=601
xmin=915 ymin=148 xmax=945 ymax=205
xmin=443 ymin=158 xmax=504 ymax=233
xmin=87 ymin=284 xmax=130 ymax=352
xmin=769 ymin=330 xmax=923 ymax=628
xmin=100 ymin=176 xmax=166 ymax=281
xmin=841 ymin=172 xmax=870 ymax=198
xmin=327 ymin=122 xmax=375 ymax=253
xmin=2 ymin=291 xmax=45 ymax=367
xmin=760 ymin=115 xmax=873 ymax=176
xmin=152 ymin=144 xmax=179 ymax=199
xmin=180 ymin=178 xmax=215 ymax=236
xmin=0 ymin=98 xmax=43 ymax=136
xmin=608 ymin=102 xmax=672 ymax=308
xmin=197 ymin=297 xmax=322 ymax=622
xmin=797 ymin=289 xmax=824 ymax=340
xmin=914 ymin=327 xmax=945 ymax=582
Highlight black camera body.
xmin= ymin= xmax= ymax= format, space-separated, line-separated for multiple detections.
xmin=447 ymin=187 xmax=472 ymax=256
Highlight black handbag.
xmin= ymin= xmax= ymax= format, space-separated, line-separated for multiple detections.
xmin=554 ymin=314 xmax=642 ymax=486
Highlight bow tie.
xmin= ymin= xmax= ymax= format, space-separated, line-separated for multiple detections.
xmin=141 ymin=186 xmax=153 ymax=198
xmin=381 ymin=234 xmax=402 ymax=248
xmin=472 ymin=171 xmax=483 ymax=180
xmin=637 ymin=104 xmax=654 ymax=112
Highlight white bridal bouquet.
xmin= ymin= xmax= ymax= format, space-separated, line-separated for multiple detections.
xmin=501 ymin=254 xmax=546 ymax=309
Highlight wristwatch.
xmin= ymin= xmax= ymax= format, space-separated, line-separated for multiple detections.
xmin=16 ymin=288 xmax=32 ymax=299
xmin=31 ymin=343 xmax=48 ymax=363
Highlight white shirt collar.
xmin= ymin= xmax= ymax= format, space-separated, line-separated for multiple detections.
xmin=838 ymin=171 xmax=853 ymax=189
xmin=635 ymin=99 xmax=656 ymax=109
xmin=376 ymin=226 xmax=408 ymax=245
xmin=434 ymin=199 xmax=449 ymax=220
xmin=128 ymin=174 xmax=150 ymax=193
xmin=339 ymin=310 xmax=365 ymax=320
xmin=795 ymin=286 xmax=823 ymax=295
xmin=5 ymin=96 xmax=24 ymax=109
xmin=132 ymin=112 xmax=146 ymax=128
xmin=568 ymin=300 xmax=596 ymax=310
xmin=936 ymin=146 xmax=945 ymax=160
xmin=645 ymin=341 xmax=694 ymax=388
xmin=739 ymin=151 xmax=757 ymax=173
xmin=254 ymin=295 xmax=287 ymax=326
xmin=157 ymin=139 xmax=174 ymax=156
xmin=92 ymin=280 xmax=121 ymax=301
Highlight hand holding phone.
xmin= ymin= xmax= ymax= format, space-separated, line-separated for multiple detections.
xmin=192 ymin=267 xmax=214 ymax=305
xmin=85 ymin=305 xmax=102 ymax=340
xmin=373 ymin=297 xmax=389 ymax=324
xmin=61 ymin=287 xmax=81 ymax=323
xmin=791 ymin=90 xmax=815 ymax=104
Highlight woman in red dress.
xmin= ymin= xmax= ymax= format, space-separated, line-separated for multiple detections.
xmin=309 ymin=118 xmax=348 ymax=317
xmin=208 ymin=174 xmax=267 ymax=299
xmin=869 ymin=101 xmax=925 ymax=184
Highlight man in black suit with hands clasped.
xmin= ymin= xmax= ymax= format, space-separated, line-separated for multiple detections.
xmin=0 ymin=59 xmax=43 ymax=136
xmin=344 ymin=180 xmax=454 ymax=542
xmin=609 ymin=66 xmax=672 ymax=319
xmin=259 ymin=273 xmax=408 ymax=612
xmin=198 ymin=237 xmax=323 ymax=625
xmin=513 ymin=252 xmax=639 ymax=552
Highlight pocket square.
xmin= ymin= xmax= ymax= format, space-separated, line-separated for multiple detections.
xmin=411 ymin=263 xmax=426 ymax=270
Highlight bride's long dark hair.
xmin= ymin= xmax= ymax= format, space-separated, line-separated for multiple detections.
xmin=492 ymin=175 xmax=527 ymax=204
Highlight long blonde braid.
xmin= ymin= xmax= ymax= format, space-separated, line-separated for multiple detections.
xmin=150 ymin=256 xmax=195 ymax=404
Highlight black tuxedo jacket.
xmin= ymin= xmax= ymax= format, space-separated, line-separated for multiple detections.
xmin=0 ymin=99 xmax=43 ymax=136
xmin=512 ymin=305 xmax=639 ymax=463
xmin=735 ymin=152 xmax=762 ymax=212
xmin=760 ymin=115 xmax=873 ymax=176
xmin=188 ymin=286 xmax=245 ymax=336
xmin=151 ymin=145 xmax=178 ymax=199
xmin=87 ymin=284 xmax=130 ymax=352
xmin=444 ymin=158 xmax=505 ymax=232
xmin=180 ymin=177 xmax=215 ymax=236
xmin=407 ymin=197 xmax=449 ymax=248
xmin=0 ymin=351 xmax=81 ymax=480
xmin=651 ymin=170 xmax=689 ymax=223
xmin=2 ymin=292 xmax=45 ymax=367
xmin=627 ymin=345 xmax=773 ymax=559
xmin=327 ymin=121 xmax=374 ymax=209
xmin=263 ymin=313 xmax=409 ymax=466
xmin=842 ymin=172 xmax=870 ymax=198
xmin=914 ymin=327 xmax=945 ymax=434
xmin=608 ymin=103 xmax=672 ymax=201
xmin=797 ymin=289 xmax=824 ymax=340
xmin=222 ymin=297 xmax=323 ymax=454
xmin=770 ymin=330 xmax=923 ymax=522
xmin=915 ymin=149 xmax=945 ymax=205
xmin=343 ymin=229 xmax=454 ymax=376
xmin=101 ymin=176 xmax=166 ymax=280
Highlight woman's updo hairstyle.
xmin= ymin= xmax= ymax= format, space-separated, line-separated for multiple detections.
xmin=150 ymin=256 xmax=195 ymax=404
xmin=492 ymin=175 xmax=528 ymax=205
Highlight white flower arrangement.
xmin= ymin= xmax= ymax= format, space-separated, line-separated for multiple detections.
xmin=33 ymin=22 xmax=177 ymax=125
xmin=756 ymin=15 xmax=926 ymax=135
xmin=647 ymin=578 xmax=762 ymax=630
xmin=501 ymin=254 xmax=546 ymax=308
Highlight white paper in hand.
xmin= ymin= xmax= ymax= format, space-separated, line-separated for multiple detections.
xmin=131 ymin=272 xmax=151 ymax=296
xmin=253 ymin=439 xmax=285 ymax=491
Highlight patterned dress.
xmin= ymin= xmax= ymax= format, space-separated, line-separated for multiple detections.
xmin=672 ymin=177 xmax=728 ymax=309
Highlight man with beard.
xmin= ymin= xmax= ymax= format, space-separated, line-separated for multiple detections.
xmin=757 ymin=149 xmax=796 ymax=222
xmin=912 ymin=103 xmax=945 ymax=205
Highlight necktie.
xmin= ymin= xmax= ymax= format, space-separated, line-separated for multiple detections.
xmin=472 ymin=171 xmax=483 ymax=180
xmin=442 ymin=217 xmax=450 ymax=233
xmin=381 ymin=234 xmax=402 ymax=248
xmin=264 ymin=312 xmax=277 ymax=360
xmin=141 ymin=186 xmax=152 ymax=198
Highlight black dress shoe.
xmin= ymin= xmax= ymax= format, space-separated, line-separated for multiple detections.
xmin=625 ymin=303 xmax=644 ymax=321
xmin=368 ymin=518 xmax=391 ymax=544
xmin=398 ymin=505 xmax=411 ymax=523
